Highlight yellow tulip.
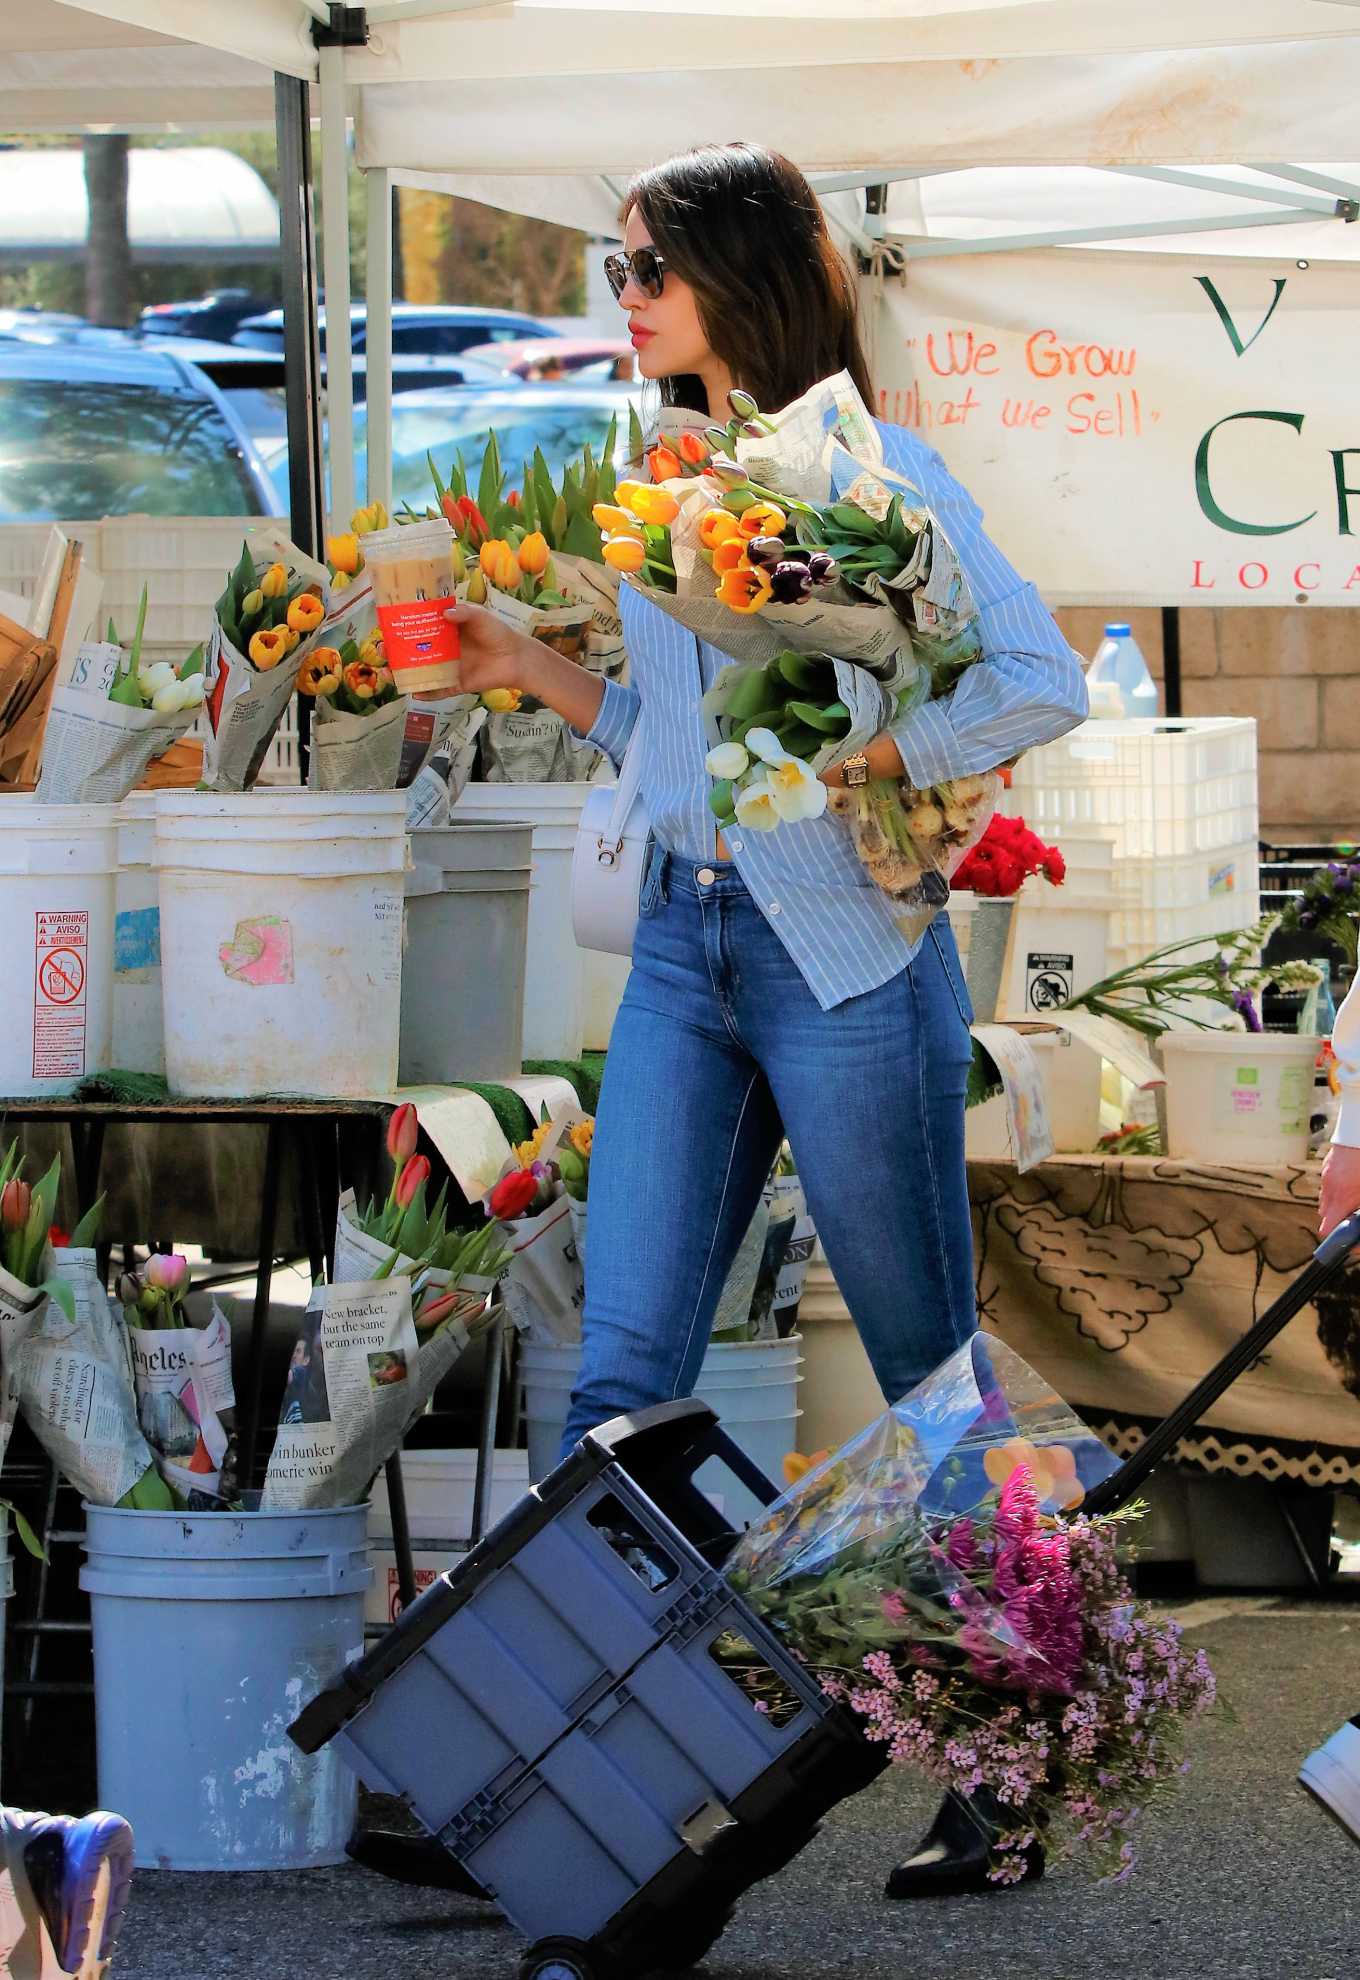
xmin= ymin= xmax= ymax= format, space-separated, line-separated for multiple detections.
xmin=601 ymin=535 xmax=646 ymax=573
xmin=248 ymin=627 xmax=289 ymax=670
xmin=517 ymin=531 xmax=551 ymax=577
xmin=329 ymin=569 xmax=352 ymax=591
xmin=481 ymin=687 xmax=522 ymax=713
xmin=699 ymin=508 xmax=742 ymax=551
xmin=240 ymin=586 xmax=265 ymax=620
xmin=327 ymin=533 xmax=362 ymax=576
xmin=351 ymin=501 xmax=389 ymax=535
xmin=613 ymin=481 xmax=647 ymax=510
xmin=259 ymin=562 xmax=289 ymax=599
xmin=716 ymin=564 xmax=774 ymax=614
xmin=343 ymin=659 xmax=382 ymax=701
xmin=629 ymin=486 xmax=680 ymax=527
xmin=280 ymin=625 xmax=301 ymax=653
xmin=297 ymin=648 xmax=343 ymax=696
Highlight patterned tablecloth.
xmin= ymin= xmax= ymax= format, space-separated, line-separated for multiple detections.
xmin=968 ymin=1155 xmax=1360 ymax=1489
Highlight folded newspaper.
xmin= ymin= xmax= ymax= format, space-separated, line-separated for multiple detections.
xmin=127 ymin=1299 xmax=238 ymax=1508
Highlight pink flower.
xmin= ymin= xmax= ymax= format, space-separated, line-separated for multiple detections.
xmin=145 ymin=1252 xmax=189 ymax=1296
xmin=386 ymin=1103 xmax=418 ymax=1165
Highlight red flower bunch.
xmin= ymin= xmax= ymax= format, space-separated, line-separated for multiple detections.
xmin=952 ymin=813 xmax=1066 ymax=898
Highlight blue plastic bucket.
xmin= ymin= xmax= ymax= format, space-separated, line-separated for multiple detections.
xmin=81 ymin=1504 xmax=371 ymax=1871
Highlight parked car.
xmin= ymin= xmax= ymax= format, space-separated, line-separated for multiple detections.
xmin=0 ymin=345 xmax=279 ymax=521
xmin=231 ymin=303 xmax=561 ymax=359
xmin=458 ymin=336 xmax=634 ymax=382
xmin=139 ymin=289 xmax=275 ymax=344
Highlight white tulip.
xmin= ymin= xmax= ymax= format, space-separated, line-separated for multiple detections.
xmin=176 ymin=673 xmax=205 ymax=708
xmin=733 ymin=777 xmax=782 ymax=832
xmin=766 ymin=753 xmax=828 ymax=824
xmin=743 ymin=727 xmax=791 ymax=768
xmin=705 ymin=740 xmax=751 ymax=780
xmin=137 ymin=663 xmax=176 ymax=694
xmin=151 ymin=678 xmax=191 ymax=714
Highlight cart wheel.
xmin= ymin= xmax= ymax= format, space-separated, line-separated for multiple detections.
xmin=518 ymin=1940 xmax=599 ymax=1980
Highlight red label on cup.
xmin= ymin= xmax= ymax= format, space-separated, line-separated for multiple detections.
xmin=375 ymin=599 xmax=460 ymax=673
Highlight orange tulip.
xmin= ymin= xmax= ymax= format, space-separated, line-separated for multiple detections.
xmin=647 ymin=444 xmax=684 ymax=482
xmin=592 ymin=503 xmax=642 ymax=536
xmin=516 ymin=531 xmax=551 ymax=576
xmin=613 ymin=480 xmax=647 ymax=510
xmin=602 ymin=535 xmax=646 ymax=573
xmin=343 ymin=659 xmax=383 ymax=701
xmin=712 ymin=537 xmax=748 ymax=575
xmin=699 ymin=508 xmax=742 ymax=551
xmin=297 ymin=647 xmax=343 ymax=695
xmin=287 ymin=592 xmax=325 ymax=633
xmin=479 ymin=539 xmax=521 ymax=592
xmin=678 ymin=431 xmax=710 ymax=465
xmin=326 ymin=533 xmax=362 ymax=576
xmin=248 ymin=627 xmax=289 ymax=670
xmin=716 ymin=564 xmax=773 ymax=614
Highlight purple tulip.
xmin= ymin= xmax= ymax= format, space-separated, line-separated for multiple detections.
xmin=807 ymin=552 xmax=839 ymax=585
xmin=744 ymin=536 xmax=788 ymax=570
xmin=769 ymin=561 xmax=813 ymax=604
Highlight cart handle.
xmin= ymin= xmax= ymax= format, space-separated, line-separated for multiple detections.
xmin=1083 ymin=1207 xmax=1360 ymax=1518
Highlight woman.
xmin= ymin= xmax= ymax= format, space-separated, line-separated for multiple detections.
xmin=450 ymin=143 xmax=1086 ymax=1895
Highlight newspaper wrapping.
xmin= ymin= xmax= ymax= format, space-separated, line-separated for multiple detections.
xmin=127 ymin=1300 xmax=238 ymax=1507
xmin=491 ymin=1112 xmax=587 ymax=1345
xmin=201 ymin=534 xmax=329 ymax=792
xmin=331 ymin=1190 xmax=490 ymax=1336
xmin=0 ymin=1264 xmax=47 ymax=1479
xmin=402 ymin=720 xmax=485 ymax=830
xmin=308 ymin=689 xmax=485 ymax=800
xmin=566 ymin=1194 xmax=783 ymax=1345
xmin=35 ymin=671 xmax=199 ymax=804
xmin=464 ymin=587 xmax=602 ymax=782
xmin=260 ymin=1273 xmax=479 ymax=1511
xmin=14 ymin=1249 xmax=154 ymax=1506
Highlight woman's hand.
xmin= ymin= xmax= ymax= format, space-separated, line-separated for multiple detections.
xmin=1319 ymin=1141 xmax=1360 ymax=1239
xmin=819 ymin=732 xmax=906 ymax=788
xmin=443 ymin=599 xmax=539 ymax=696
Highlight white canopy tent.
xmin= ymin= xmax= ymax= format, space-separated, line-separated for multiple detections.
xmin=0 ymin=147 xmax=279 ymax=264
xmin=12 ymin=0 xmax=1360 ymax=586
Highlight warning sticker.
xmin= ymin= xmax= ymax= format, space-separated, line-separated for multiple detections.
xmin=1025 ymin=950 xmax=1075 ymax=1013
xmin=33 ymin=909 xmax=89 ymax=1080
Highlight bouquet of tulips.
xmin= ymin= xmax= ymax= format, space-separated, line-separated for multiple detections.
xmin=203 ymin=535 xmax=330 ymax=790
xmin=598 ymin=374 xmax=1000 ymax=936
xmin=8 ymin=1164 xmax=175 ymax=1515
xmin=36 ymin=586 xmax=208 ymax=803
xmin=118 ymin=1253 xmax=238 ymax=1510
xmin=262 ymin=1105 xmax=506 ymax=1510
xmin=412 ymin=428 xmax=634 ymax=779
xmin=722 ymin=1334 xmax=1218 ymax=1885
xmin=482 ymin=1108 xmax=595 ymax=1345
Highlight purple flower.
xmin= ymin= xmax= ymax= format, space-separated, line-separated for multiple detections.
xmin=1230 ymin=989 xmax=1263 ymax=1032
xmin=769 ymin=561 xmax=814 ymax=605
xmin=807 ymin=551 xmax=839 ymax=586
xmin=744 ymin=535 xmax=788 ymax=571
xmin=1298 ymin=908 xmax=1319 ymax=931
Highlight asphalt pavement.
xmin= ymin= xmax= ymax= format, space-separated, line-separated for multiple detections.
xmin=115 ymin=1602 xmax=1360 ymax=1980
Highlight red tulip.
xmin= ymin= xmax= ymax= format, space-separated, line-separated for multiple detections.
xmin=0 ymin=1179 xmax=30 ymax=1233
xmin=395 ymin=1154 xmax=431 ymax=1209
xmin=414 ymin=1287 xmax=460 ymax=1333
xmin=486 ymin=1169 xmax=538 ymax=1222
xmin=48 ymin=1225 xmax=71 ymax=1248
xmin=386 ymin=1103 xmax=418 ymax=1166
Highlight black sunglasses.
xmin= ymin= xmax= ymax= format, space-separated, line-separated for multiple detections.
xmin=604 ymin=247 xmax=667 ymax=301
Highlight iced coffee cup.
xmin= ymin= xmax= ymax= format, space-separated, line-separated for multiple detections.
xmin=362 ymin=518 xmax=461 ymax=694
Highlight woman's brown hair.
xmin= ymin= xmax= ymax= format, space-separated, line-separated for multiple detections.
xmin=621 ymin=142 xmax=874 ymax=418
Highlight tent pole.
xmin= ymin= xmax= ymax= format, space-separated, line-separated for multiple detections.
xmin=274 ymin=72 xmax=325 ymax=780
xmin=365 ymin=167 xmax=394 ymax=515
xmin=1161 ymin=606 xmax=1183 ymax=718
xmin=319 ymin=42 xmax=356 ymax=526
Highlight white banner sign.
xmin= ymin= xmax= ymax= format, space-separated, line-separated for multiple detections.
xmin=876 ymin=250 xmax=1360 ymax=606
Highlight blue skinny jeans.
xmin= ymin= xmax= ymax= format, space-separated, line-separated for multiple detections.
xmin=560 ymin=847 xmax=978 ymax=1455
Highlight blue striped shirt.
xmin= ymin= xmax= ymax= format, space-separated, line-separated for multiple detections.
xmin=580 ymin=419 xmax=1088 ymax=1010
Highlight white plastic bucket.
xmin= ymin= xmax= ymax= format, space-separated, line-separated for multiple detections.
xmin=366 ymin=1448 xmax=531 ymax=1629
xmin=154 ymin=790 xmax=406 ymax=1098
xmin=0 ymin=801 xmax=117 ymax=1096
xmin=112 ymin=793 xmax=164 ymax=1076
xmin=966 ymin=1028 xmax=1103 ymax=1158
xmin=1159 ymin=1030 xmax=1319 ymax=1163
xmin=521 ymin=1336 xmax=803 ymax=1525
xmin=997 ymin=891 xmax=1111 ymax=1018
xmin=401 ymin=822 xmax=532 ymax=1085
xmin=456 ymin=783 xmax=618 ymax=1058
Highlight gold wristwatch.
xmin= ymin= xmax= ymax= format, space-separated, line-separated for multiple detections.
xmin=840 ymin=751 xmax=870 ymax=788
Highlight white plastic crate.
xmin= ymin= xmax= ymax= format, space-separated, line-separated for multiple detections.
xmin=1108 ymin=839 xmax=1260 ymax=964
xmin=98 ymin=515 xmax=284 ymax=652
xmin=1008 ymin=718 xmax=1258 ymax=860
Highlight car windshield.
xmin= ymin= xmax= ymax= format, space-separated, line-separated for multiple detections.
xmin=218 ymin=383 xmax=291 ymax=500
xmin=0 ymin=375 xmax=266 ymax=520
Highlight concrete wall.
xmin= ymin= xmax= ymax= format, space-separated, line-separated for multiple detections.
xmin=1055 ymin=608 xmax=1360 ymax=845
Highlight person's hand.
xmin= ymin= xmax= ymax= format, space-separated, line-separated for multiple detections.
xmin=443 ymin=599 xmax=538 ymax=696
xmin=1319 ymin=1140 xmax=1360 ymax=1238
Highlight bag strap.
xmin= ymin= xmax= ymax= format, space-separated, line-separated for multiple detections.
xmin=599 ymin=719 xmax=645 ymax=846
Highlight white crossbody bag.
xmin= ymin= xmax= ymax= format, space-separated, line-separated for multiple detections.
xmin=571 ymin=726 xmax=651 ymax=958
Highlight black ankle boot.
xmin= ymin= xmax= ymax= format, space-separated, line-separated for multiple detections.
xmin=347 ymin=1829 xmax=491 ymax=1898
xmin=884 ymin=1789 xmax=1045 ymax=1900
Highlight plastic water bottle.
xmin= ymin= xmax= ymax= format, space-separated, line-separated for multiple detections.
xmin=1086 ymin=623 xmax=1158 ymax=719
